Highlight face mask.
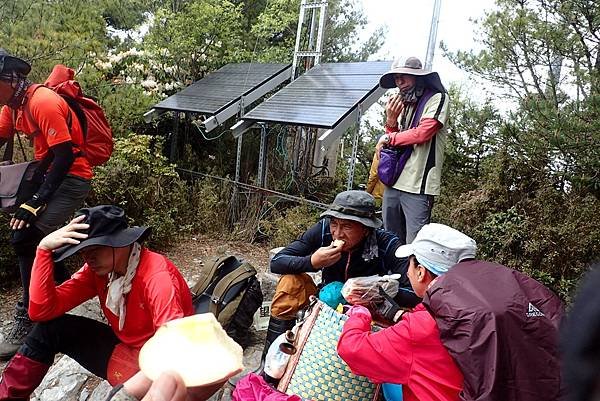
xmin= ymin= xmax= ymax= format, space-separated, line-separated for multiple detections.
xmin=399 ymin=83 xmax=425 ymax=104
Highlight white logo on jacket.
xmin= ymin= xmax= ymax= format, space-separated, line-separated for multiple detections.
xmin=526 ymin=303 xmax=545 ymax=317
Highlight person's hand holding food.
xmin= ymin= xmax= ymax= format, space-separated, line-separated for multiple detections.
xmin=310 ymin=239 xmax=345 ymax=270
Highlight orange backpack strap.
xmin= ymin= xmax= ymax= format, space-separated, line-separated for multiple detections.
xmin=22 ymin=84 xmax=73 ymax=134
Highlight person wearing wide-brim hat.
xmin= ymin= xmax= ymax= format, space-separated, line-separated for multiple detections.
xmin=0 ymin=205 xmax=194 ymax=399
xmin=373 ymin=56 xmax=450 ymax=246
xmin=260 ymin=190 xmax=421 ymax=373
xmin=0 ymin=48 xmax=93 ymax=358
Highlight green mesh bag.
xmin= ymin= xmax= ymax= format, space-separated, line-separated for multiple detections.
xmin=277 ymin=301 xmax=380 ymax=401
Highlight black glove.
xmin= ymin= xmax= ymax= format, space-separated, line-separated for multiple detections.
xmin=13 ymin=195 xmax=46 ymax=225
xmin=373 ymin=286 xmax=403 ymax=323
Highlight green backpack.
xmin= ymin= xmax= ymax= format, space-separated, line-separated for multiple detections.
xmin=191 ymin=255 xmax=263 ymax=347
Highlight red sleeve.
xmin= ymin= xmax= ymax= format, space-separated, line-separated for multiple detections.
xmin=337 ymin=311 xmax=413 ymax=384
xmin=144 ymin=268 xmax=187 ymax=330
xmin=0 ymin=106 xmax=14 ymax=139
xmin=389 ymin=118 xmax=442 ymax=147
xmin=385 ymin=124 xmax=400 ymax=134
xmin=29 ymin=248 xmax=97 ymax=321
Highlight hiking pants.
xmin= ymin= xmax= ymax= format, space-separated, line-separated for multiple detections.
xmin=19 ymin=313 xmax=139 ymax=384
xmin=10 ymin=176 xmax=90 ymax=306
xmin=20 ymin=314 xmax=118 ymax=377
xmin=271 ymin=273 xmax=319 ymax=320
xmin=382 ymin=187 xmax=433 ymax=245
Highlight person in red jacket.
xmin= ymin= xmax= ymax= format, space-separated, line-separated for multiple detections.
xmin=337 ymin=223 xmax=477 ymax=401
xmin=0 ymin=49 xmax=92 ymax=357
xmin=0 ymin=205 xmax=194 ymax=400
xmin=374 ymin=57 xmax=449 ymax=244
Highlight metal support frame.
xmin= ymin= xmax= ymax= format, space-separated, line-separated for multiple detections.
xmin=169 ymin=111 xmax=180 ymax=162
xmin=313 ymin=2 xmax=327 ymax=66
xmin=317 ymin=86 xmax=386 ymax=151
xmin=291 ymin=2 xmax=306 ymax=81
xmin=257 ymin=124 xmax=268 ymax=187
xmin=204 ymin=66 xmax=292 ymax=132
xmin=345 ymin=107 xmax=362 ymax=190
xmin=231 ymin=119 xmax=257 ymax=139
xmin=234 ymin=135 xmax=243 ymax=182
xmin=291 ymin=0 xmax=328 ymax=80
xmin=425 ymin=0 xmax=442 ymax=71
xmin=143 ymin=108 xmax=167 ymax=123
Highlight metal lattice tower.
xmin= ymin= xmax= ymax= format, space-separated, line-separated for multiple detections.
xmin=291 ymin=0 xmax=329 ymax=80
xmin=424 ymin=0 xmax=442 ymax=71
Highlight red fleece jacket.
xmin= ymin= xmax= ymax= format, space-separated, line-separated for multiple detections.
xmin=29 ymin=247 xmax=193 ymax=348
xmin=385 ymin=117 xmax=442 ymax=147
xmin=337 ymin=303 xmax=463 ymax=401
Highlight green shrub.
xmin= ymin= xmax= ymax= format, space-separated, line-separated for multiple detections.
xmin=185 ymin=176 xmax=232 ymax=236
xmin=434 ymin=164 xmax=600 ymax=302
xmin=98 ymin=84 xmax=161 ymax=138
xmin=89 ymin=134 xmax=189 ymax=248
xmin=261 ymin=203 xmax=321 ymax=247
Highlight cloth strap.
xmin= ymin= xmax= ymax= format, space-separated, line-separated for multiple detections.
xmin=329 ymin=204 xmax=374 ymax=218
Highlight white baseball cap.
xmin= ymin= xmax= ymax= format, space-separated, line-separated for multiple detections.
xmin=395 ymin=223 xmax=477 ymax=276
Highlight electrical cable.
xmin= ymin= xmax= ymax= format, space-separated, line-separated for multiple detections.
xmin=191 ymin=119 xmax=227 ymax=141
xmin=177 ymin=167 xmax=330 ymax=210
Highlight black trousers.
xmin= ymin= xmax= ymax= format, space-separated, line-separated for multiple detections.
xmin=20 ymin=314 xmax=120 ymax=379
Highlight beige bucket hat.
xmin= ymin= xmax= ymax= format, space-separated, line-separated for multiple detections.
xmin=379 ymin=57 xmax=446 ymax=93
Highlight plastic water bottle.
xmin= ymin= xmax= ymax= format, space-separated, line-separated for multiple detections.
xmin=263 ymin=330 xmax=296 ymax=384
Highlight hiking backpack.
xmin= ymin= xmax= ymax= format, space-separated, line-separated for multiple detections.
xmin=27 ymin=64 xmax=113 ymax=166
xmin=423 ymin=260 xmax=564 ymax=401
xmin=191 ymin=255 xmax=263 ymax=347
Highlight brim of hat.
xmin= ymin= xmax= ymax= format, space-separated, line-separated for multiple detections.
xmin=395 ymin=243 xmax=415 ymax=258
xmin=379 ymin=70 xmax=444 ymax=91
xmin=2 ymin=56 xmax=31 ymax=76
xmin=320 ymin=210 xmax=382 ymax=229
xmin=53 ymin=226 xmax=151 ymax=262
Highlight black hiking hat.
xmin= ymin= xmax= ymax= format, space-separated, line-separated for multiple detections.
xmin=0 ymin=48 xmax=31 ymax=77
xmin=53 ymin=205 xmax=151 ymax=262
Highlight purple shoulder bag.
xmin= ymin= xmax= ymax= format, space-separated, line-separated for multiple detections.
xmin=377 ymin=89 xmax=435 ymax=187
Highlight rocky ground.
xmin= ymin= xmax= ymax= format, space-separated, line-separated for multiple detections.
xmin=0 ymin=234 xmax=277 ymax=401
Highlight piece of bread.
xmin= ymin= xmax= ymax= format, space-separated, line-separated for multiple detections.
xmin=332 ymin=239 xmax=345 ymax=248
xmin=139 ymin=314 xmax=244 ymax=386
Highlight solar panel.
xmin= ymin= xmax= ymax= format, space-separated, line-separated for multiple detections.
xmin=152 ymin=63 xmax=291 ymax=115
xmin=238 ymin=61 xmax=392 ymax=128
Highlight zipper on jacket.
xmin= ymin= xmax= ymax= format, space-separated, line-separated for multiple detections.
xmin=344 ymin=252 xmax=351 ymax=281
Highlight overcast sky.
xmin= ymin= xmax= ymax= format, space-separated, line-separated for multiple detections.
xmin=360 ymin=0 xmax=497 ymax=91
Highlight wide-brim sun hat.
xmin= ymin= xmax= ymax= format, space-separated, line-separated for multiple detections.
xmin=379 ymin=57 xmax=445 ymax=93
xmin=0 ymin=48 xmax=31 ymax=77
xmin=395 ymin=223 xmax=477 ymax=276
xmin=320 ymin=190 xmax=382 ymax=229
xmin=53 ymin=205 xmax=151 ymax=262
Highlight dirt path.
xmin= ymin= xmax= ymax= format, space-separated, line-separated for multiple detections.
xmin=162 ymin=233 xmax=271 ymax=279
